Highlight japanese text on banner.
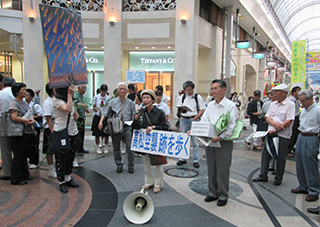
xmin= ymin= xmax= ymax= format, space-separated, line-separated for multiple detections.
xmin=130 ymin=129 xmax=190 ymax=159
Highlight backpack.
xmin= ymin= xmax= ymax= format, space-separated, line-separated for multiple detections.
xmin=177 ymin=93 xmax=199 ymax=118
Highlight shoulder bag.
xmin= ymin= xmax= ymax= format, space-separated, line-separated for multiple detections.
xmin=0 ymin=110 xmax=24 ymax=137
xmin=103 ymin=99 xmax=126 ymax=135
xmin=51 ymin=113 xmax=71 ymax=155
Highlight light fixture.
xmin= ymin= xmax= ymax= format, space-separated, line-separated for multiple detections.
xmin=266 ymin=60 xmax=276 ymax=68
xmin=236 ymin=40 xmax=250 ymax=49
xmin=84 ymin=46 xmax=88 ymax=49
xmin=180 ymin=19 xmax=186 ymax=24
xmin=151 ymin=47 xmax=155 ymax=49
xmin=101 ymin=46 xmax=104 ymax=49
xmin=253 ymin=52 xmax=265 ymax=59
xmin=240 ymin=16 xmax=245 ymax=20
xmin=167 ymin=46 xmax=171 ymax=49
xmin=29 ymin=17 xmax=35 ymax=22
xmin=109 ymin=21 xmax=115 ymax=26
xmin=135 ymin=47 xmax=139 ymax=49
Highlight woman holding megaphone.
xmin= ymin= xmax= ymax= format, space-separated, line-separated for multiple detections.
xmin=132 ymin=89 xmax=168 ymax=193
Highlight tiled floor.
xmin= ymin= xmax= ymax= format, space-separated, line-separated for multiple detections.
xmin=1 ymin=124 xmax=320 ymax=227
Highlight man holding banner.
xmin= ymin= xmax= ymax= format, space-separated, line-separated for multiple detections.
xmin=199 ymin=79 xmax=238 ymax=207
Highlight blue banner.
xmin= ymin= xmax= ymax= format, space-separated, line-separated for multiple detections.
xmin=131 ymin=129 xmax=190 ymax=159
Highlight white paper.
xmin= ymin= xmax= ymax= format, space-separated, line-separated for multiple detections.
xmin=124 ymin=121 xmax=133 ymax=126
xmin=252 ymin=131 xmax=268 ymax=138
xmin=196 ymin=136 xmax=221 ymax=148
xmin=22 ymin=109 xmax=34 ymax=120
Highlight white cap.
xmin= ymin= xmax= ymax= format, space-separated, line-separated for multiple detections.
xmin=271 ymin=84 xmax=289 ymax=93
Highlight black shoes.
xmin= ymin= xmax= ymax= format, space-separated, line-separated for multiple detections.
xmin=11 ymin=180 xmax=28 ymax=185
xmin=193 ymin=162 xmax=200 ymax=168
xmin=307 ymin=206 xmax=319 ymax=214
xmin=177 ymin=160 xmax=187 ymax=165
xmin=128 ymin=166 xmax=134 ymax=174
xmin=252 ymin=177 xmax=268 ymax=182
xmin=0 ymin=176 xmax=11 ymax=180
xmin=273 ymin=180 xmax=281 ymax=186
xmin=217 ymin=199 xmax=228 ymax=207
xmin=116 ymin=166 xmax=123 ymax=173
xmin=24 ymin=176 xmax=34 ymax=181
xmin=79 ymin=149 xmax=89 ymax=153
xmin=66 ymin=179 xmax=79 ymax=188
xmin=60 ymin=183 xmax=68 ymax=193
xmin=204 ymin=195 xmax=218 ymax=202
xmin=291 ymin=188 xmax=308 ymax=194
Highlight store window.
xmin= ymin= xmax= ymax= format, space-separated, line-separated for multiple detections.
xmin=0 ymin=53 xmax=12 ymax=77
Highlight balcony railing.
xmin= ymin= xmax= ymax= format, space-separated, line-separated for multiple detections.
xmin=123 ymin=0 xmax=176 ymax=12
xmin=0 ymin=0 xmax=22 ymax=10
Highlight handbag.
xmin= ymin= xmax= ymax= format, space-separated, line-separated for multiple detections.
xmin=149 ymin=154 xmax=167 ymax=165
xmin=103 ymin=99 xmax=126 ymax=135
xmin=51 ymin=113 xmax=71 ymax=155
xmin=0 ymin=110 xmax=24 ymax=137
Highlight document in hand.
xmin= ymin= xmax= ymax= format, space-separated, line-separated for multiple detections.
xmin=176 ymin=105 xmax=192 ymax=113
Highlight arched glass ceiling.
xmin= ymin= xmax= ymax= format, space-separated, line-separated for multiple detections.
xmin=270 ymin=0 xmax=320 ymax=52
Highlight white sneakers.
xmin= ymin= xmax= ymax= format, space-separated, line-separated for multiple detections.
xmin=104 ymin=146 xmax=109 ymax=154
xmin=73 ymin=159 xmax=79 ymax=168
xmin=29 ymin=164 xmax=38 ymax=169
xmin=96 ymin=146 xmax=102 ymax=154
xmin=48 ymin=170 xmax=57 ymax=178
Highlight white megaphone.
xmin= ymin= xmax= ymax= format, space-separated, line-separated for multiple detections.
xmin=123 ymin=189 xmax=154 ymax=224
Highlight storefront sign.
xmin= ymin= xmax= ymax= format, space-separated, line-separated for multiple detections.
xmin=291 ymin=40 xmax=306 ymax=89
xmin=85 ymin=51 xmax=104 ymax=71
xmin=129 ymin=51 xmax=175 ymax=71
xmin=131 ymin=129 xmax=190 ymax=159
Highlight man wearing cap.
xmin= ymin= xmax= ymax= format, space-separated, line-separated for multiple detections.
xmin=291 ymin=89 xmax=320 ymax=203
xmin=253 ymin=84 xmax=295 ymax=186
xmin=245 ymin=90 xmax=264 ymax=150
xmin=98 ymin=82 xmax=136 ymax=174
xmin=0 ymin=77 xmax=16 ymax=180
xmin=33 ymin=88 xmax=41 ymax=104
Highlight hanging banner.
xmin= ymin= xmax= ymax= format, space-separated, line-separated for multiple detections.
xmin=291 ymin=40 xmax=306 ymax=89
xmin=39 ymin=4 xmax=88 ymax=88
xmin=126 ymin=70 xmax=145 ymax=83
xmin=131 ymin=129 xmax=190 ymax=159
xmin=306 ymin=52 xmax=320 ymax=90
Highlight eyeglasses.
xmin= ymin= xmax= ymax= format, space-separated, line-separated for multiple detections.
xmin=210 ymin=87 xmax=220 ymax=91
xmin=118 ymin=88 xmax=127 ymax=91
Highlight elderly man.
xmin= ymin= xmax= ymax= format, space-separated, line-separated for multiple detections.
xmin=245 ymin=90 xmax=263 ymax=150
xmin=99 ymin=82 xmax=136 ymax=174
xmin=74 ymin=85 xmax=90 ymax=154
xmin=0 ymin=77 xmax=16 ymax=180
xmin=291 ymin=89 xmax=320 ymax=203
xmin=253 ymin=84 xmax=295 ymax=186
xmin=176 ymin=80 xmax=206 ymax=168
xmin=200 ymin=79 xmax=238 ymax=207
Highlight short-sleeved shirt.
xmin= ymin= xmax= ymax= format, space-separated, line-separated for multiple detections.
xmin=102 ymin=97 xmax=135 ymax=122
xmin=28 ymin=101 xmax=43 ymax=117
xmin=52 ymin=97 xmax=78 ymax=136
xmin=154 ymin=101 xmax=170 ymax=116
xmin=9 ymin=99 xmax=34 ymax=134
xmin=289 ymin=95 xmax=300 ymax=116
xmin=265 ymin=97 xmax=295 ymax=139
xmin=74 ymin=91 xmax=85 ymax=118
xmin=42 ymin=97 xmax=55 ymax=129
xmin=93 ymin=94 xmax=110 ymax=116
xmin=0 ymin=87 xmax=14 ymax=112
xmin=177 ymin=93 xmax=206 ymax=117
xmin=299 ymin=103 xmax=320 ymax=133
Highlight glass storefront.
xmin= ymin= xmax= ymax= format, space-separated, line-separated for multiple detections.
xmin=129 ymin=51 xmax=175 ymax=111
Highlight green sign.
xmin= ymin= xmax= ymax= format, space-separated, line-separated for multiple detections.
xmin=85 ymin=51 xmax=104 ymax=71
xmin=129 ymin=51 xmax=175 ymax=71
xmin=291 ymin=40 xmax=306 ymax=89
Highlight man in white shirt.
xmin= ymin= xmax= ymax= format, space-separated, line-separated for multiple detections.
xmin=0 ymin=77 xmax=15 ymax=180
xmin=200 ymin=79 xmax=238 ymax=206
xmin=176 ymin=80 xmax=206 ymax=168
xmin=291 ymin=89 xmax=320 ymax=203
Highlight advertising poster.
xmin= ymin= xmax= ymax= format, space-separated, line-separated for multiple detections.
xmin=39 ymin=4 xmax=88 ymax=88
xmin=306 ymin=52 xmax=320 ymax=90
xmin=291 ymin=40 xmax=306 ymax=89
xmin=126 ymin=70 xmax=145 ymax=83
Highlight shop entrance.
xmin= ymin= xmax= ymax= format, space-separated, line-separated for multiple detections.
xmin=136 ymin=71 xmax=175 ymax=111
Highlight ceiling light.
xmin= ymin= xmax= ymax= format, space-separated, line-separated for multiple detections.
xmin=240 ymin=16 xmax=245 ymax=20
xmin=84 ymin=46 xmax=88 ymax=49
xmin=151 ymin=47 xmax=155 ymax=49
xmin=101 ymin=46 xmax=104 ymax=49
xmin=167 ymin=46 xmax=171 ymax=49
xmin=236 ymin=40 xmax=250 ymax=49
xmin=252 ymin=52 xmax=265 ymax=59
xmin=135 ymin=47 xmax=139 ymax=49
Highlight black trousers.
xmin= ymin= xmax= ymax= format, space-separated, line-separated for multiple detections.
xmin=77 ymin=117 xmax=85 ymax=152
xmin=287 ymin=116 xmax=300 ymax=153
xmin=28 ymin=128 xmax=40 ymax=165
xmin=11 ymin=134 xmax=32 ymax=184
xmin=55 ymin=134 xmax=77 ymax=182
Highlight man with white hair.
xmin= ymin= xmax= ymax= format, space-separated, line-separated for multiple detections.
xmin=291 ymin=89 xmax=320 ymax=203
xmin=253 ymin=84 xmax=295 ymax=186
xmin=98 ymin=82 xmax=136 ymax=174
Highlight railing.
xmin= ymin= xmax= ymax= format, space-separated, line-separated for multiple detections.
xmin=122 ymin=0 xmax=176 ymax=12
xmin=0 ymin=0 xmax=22 ymax=10
xmin=42 ymin=0 xmax=104 ymax=11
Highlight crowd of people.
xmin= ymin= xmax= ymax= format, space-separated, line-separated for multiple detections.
xmin=0 ymin=72 xmax=320 ymax=212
